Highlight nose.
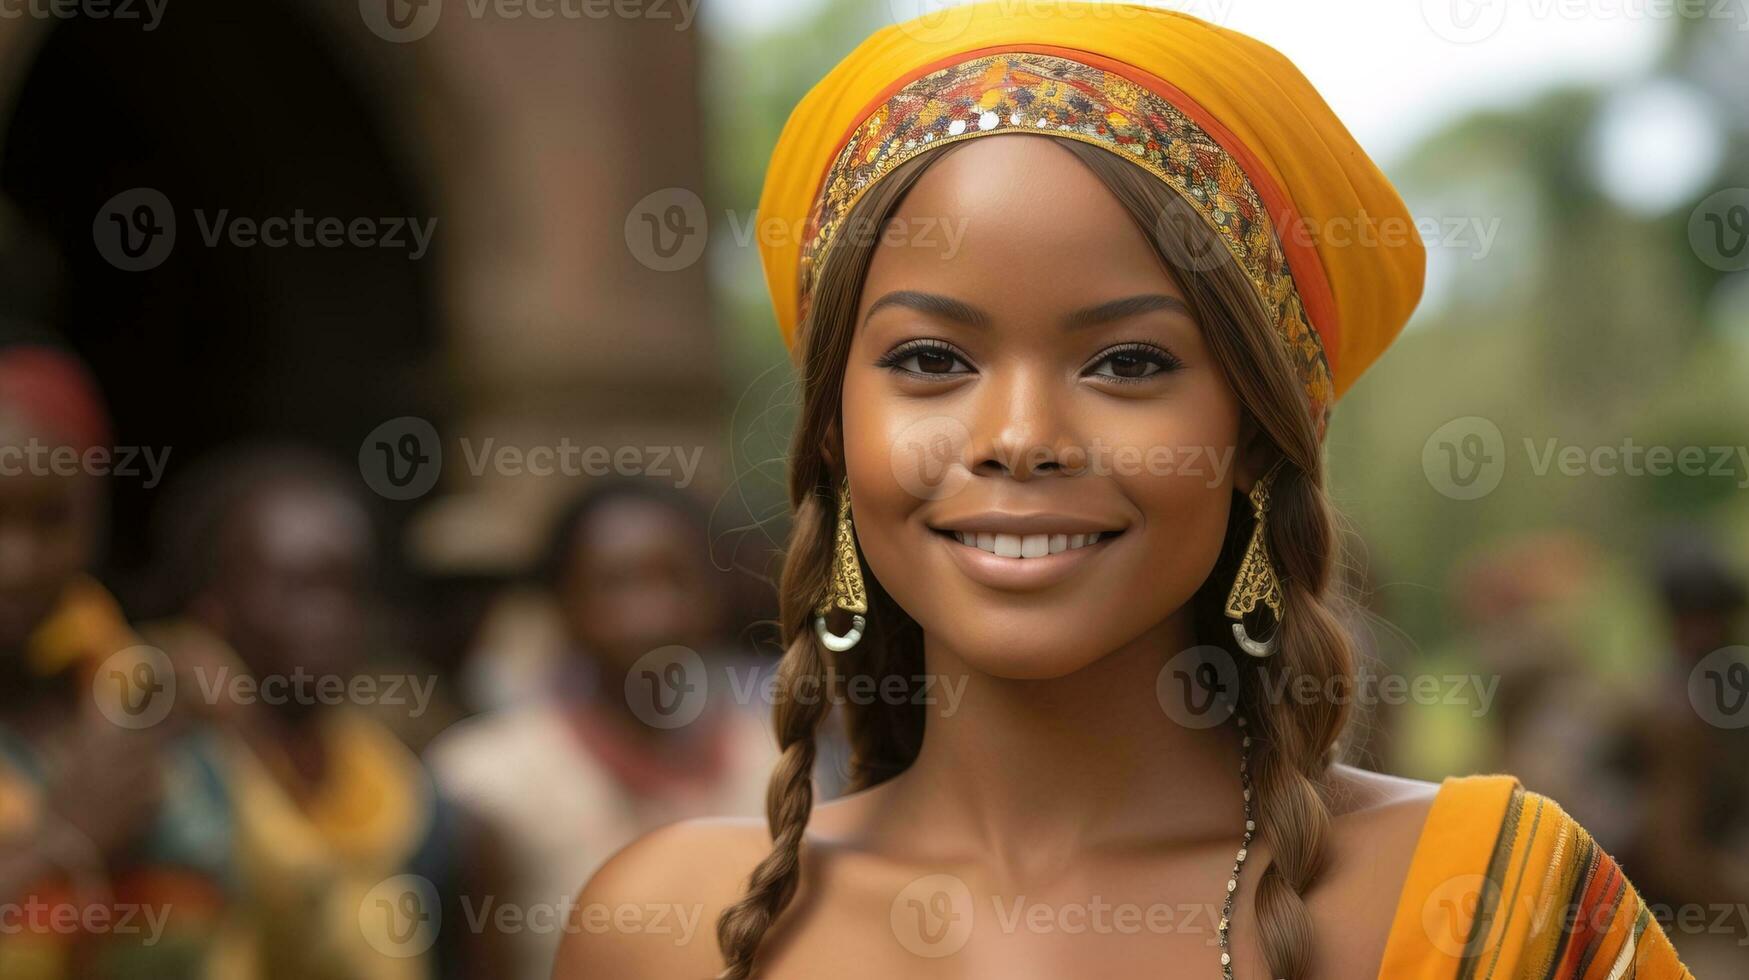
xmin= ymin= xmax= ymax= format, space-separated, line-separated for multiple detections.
xmin=964 ymin=363 xmax=1078 ymax=480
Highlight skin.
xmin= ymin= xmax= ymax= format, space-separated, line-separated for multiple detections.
xmin=556 ymin=136 xmax=1437 ymax=979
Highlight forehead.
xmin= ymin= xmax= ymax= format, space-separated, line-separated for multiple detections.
xmin=860 ymin=135 xmax=1181 ymax=309
xmin=229 ymin=485 xmax=370 ymax=566
xmin=568 ymin=497 xmax=697 ymax=563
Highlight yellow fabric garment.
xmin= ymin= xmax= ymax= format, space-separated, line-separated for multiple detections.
xmin=758 ymin=1 xmax=1424 ymax=425
xmin=1382 ymin=775 xmax=1694 ymax=979
xmin=221 ymin=706 xmax=437 ymax=980
xmin=23 ymin=575 xmax=138 ymax=678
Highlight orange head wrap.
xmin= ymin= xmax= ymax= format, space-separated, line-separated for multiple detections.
xmin=757 ymin=2 xmax=1425 ymax=437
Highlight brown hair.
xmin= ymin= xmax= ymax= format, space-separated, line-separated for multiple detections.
xmin=716 ymin=136 xmax=1357 ymax=980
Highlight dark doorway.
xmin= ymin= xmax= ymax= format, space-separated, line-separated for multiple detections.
xmin=1 ymin=0 xmax=441 ymax=611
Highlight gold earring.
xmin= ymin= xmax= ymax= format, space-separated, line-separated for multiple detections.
xmin=813 ymin=477 xmax=868 ymax=653
xmin=1225 ymin=463 xmax=1285 ymax=658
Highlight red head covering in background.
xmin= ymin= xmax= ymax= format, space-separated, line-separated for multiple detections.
xmin=0 ymin=344 xmax=111 ymax=452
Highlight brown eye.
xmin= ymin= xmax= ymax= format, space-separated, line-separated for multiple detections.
xmin=1086 ymin=343 xmax=1181 ymax=383
xmin=880 ymin=341 xmax=973 ymax=377
xmin=1105 ymin=351 xmax=1156 ymax=379
xmin=913 ymin=349 xmax=959 ymax=374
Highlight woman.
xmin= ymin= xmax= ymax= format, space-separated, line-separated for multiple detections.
xmin=557 ymin=5 xmax=1694 ymax=978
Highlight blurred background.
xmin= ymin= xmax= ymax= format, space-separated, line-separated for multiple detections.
xmin=0 ymin=0 xmax=1746 ymax=975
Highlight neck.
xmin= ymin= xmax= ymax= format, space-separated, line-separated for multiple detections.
xmin=887 ymin=615 xmax=1247 ymax=879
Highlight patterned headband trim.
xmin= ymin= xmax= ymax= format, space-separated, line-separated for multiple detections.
xmin=797 ymin=47 xmax=1336 ymax=434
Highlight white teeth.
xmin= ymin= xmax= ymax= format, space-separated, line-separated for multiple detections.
xmin=949 ymin=529 xmax=1114 ymax=558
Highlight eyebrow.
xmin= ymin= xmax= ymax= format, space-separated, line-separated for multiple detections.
xmin=1063 ymin=293 xmax=1192 ymax=329
xmin=862 ymin=290 xmax=1191 ymax=330
xmin=864 ymin=290 xmax=989 ymax=327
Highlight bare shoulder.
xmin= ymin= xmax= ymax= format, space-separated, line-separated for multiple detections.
xmin=1327 ymin=764 xmax=1441 ymax=822
xmin=550 ymin=783 xmax=896 ymax=979
xmin=1323 ymin=764 xmax=1442 ymax=881
xmin=1306 ymin=765 xmax=1444 ymax=977
xmin=551 ymin=816 xmax=771 ymax=980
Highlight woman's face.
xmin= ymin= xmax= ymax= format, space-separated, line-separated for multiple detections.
xmin=840 ymin=136 xmax=1250 ymax=678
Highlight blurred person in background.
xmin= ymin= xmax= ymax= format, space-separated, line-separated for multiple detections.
xmin=1618 ymin=530 xmax=1749 ymax=973
xmin=428 ymin=478 xmax=775 ymax=980
xmin=147 ymin=446 xmax=483 ymax=979
xmin=0 ymin=341 xmax=249 ymax=977
xmin=1446 ymin=533 xmax=1639 ymax=844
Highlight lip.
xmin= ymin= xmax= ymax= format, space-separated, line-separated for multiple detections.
xmin=928 ymin=512 xmax=1125 ymax=536
xmin=932 ymin=525 xmax=1122 ymax=591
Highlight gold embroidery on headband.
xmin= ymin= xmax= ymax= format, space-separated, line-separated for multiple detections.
xmin=797 ymin=51 xmax=1334 ymax=431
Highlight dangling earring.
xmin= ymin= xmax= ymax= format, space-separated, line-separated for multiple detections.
xmin=1225 ymin=462 xmax=1286 ymax=658
xmin=813 ymin=477 xmax=868 ymax=653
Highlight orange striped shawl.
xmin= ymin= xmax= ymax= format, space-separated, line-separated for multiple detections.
xmin=1380 ymin=774 xmax=1694 ymax=980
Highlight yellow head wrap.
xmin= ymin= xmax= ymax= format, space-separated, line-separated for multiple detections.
xmin=757 ymin=2 xmax=1425 ymax=435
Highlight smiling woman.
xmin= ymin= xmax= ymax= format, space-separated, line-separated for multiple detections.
xmin=553 ymin=4 xmax=1695 ymax=979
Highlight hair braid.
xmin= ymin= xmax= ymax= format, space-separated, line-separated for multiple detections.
xmin=713 ymin=146 xmax=953 ymax=979
xmin=715 ymin=488 xmax=834 ymax=979
xmin=1239 ymin=465 xmax=1354 ymax=980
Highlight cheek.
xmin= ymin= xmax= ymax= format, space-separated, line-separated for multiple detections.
xmin=837 ymin=369 xmax=925 ymax=583
xmin=1125 ymin=469 xmax=1234 ymax=598
xmin=1109 ymin=386 xmax=1243 ymax=584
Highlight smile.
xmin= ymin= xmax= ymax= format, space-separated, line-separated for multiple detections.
xmin=945 ymin=530 xmax=1110 ymax=559
xmin=929 ymin=521 xmax=1126 ymax=592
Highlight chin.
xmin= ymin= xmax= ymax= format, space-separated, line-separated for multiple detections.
xmin=908 ymin=600 xmax=1149 ymax=681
